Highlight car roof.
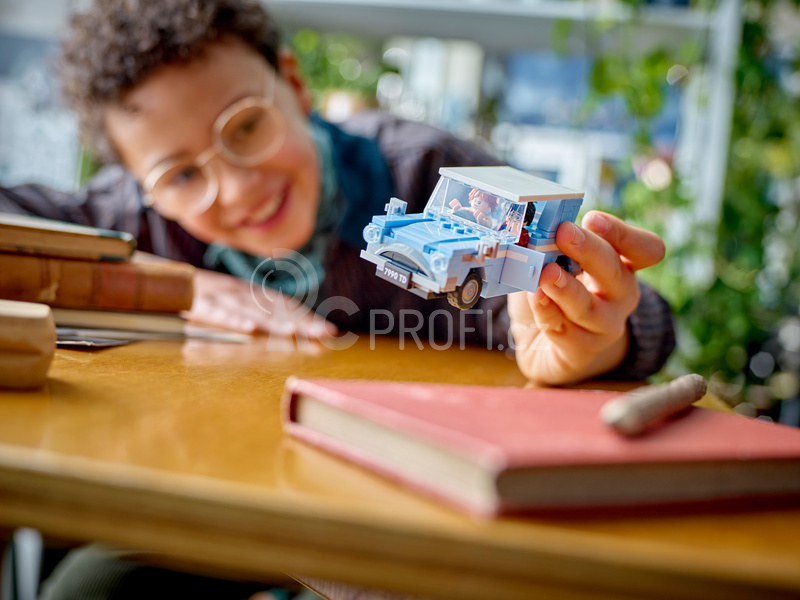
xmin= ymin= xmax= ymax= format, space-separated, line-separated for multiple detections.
xmin=439 ymin=166 xmax=584 ymax=203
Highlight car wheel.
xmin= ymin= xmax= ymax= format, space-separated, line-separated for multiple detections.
xmin=447 ymin=272 xmax=482 ymax=310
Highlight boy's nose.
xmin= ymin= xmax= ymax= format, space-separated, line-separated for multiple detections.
xmin=213 ymin=160 xmax=263 ymax=210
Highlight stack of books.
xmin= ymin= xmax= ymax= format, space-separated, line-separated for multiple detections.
xmin=0 ymin=212 xmax=196 ymax=340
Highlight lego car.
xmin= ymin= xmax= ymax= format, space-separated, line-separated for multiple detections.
xmin=360 ymin=166 xmax=584 ymax=310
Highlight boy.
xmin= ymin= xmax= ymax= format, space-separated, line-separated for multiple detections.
xmin=0 ymin=0 xmax=672 ymax=385
xmin=2 ymin=2 xmax=675 ymax=596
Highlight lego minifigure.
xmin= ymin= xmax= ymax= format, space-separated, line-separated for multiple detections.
xmin=449 ymin=188 xmax=498 ymax=228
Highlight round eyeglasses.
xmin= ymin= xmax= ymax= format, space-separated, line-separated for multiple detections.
xmin=142 ymin=67 xmax=286 ymax=220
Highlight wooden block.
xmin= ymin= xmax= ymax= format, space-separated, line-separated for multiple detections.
xmin=0 ymin=300 xmax=56 ymax=389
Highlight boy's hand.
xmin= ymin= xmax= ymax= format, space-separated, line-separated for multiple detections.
xmin=184 ymin=269 xmax=337 ymax=340
xmin=508 ymin=211 xmax=665 ymax=386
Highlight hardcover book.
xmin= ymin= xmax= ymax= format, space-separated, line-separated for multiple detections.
xmin=0 ymin=252 xmax=195 ymax=313
xmin=51 ymin=308 xmax=187 ymax=335
xmin=0 ymin=212 xmax=136 ymax=261
xmin=282 ymin=378 xmax=800 ymax=516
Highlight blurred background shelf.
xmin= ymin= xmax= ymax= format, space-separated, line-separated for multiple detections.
xmin=0 ymin=0 xmax=741 ymax=221
xmin=272 ymin=0 xmax=740 ymax=224
xmin=269 ymin=0 xmax=711 ymax=53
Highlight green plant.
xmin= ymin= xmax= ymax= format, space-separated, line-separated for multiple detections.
xmin=290 ymin=29 xmax=388 ymax=108
xmin=687 ymin=0 xmax=800 ymax=417
xmin=568 ymin=0 xmax=800 ymax=418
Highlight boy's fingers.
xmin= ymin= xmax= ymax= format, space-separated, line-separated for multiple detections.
xmin=529 ymin=288 xmax=566 ymax=334
xmin=303 ymin=315 xmax=338 ymax=339
xmin=508 ymin=290 xmax=568 ymax=354
xmin=581 ymin=211 xmax=665 ymax=272
xmin=537 ymin=262 xmax=606 ymax=333
xmin=555 ymin=221 xmax=633 ymax=303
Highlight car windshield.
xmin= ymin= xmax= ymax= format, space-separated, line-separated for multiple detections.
xmin=425 ymin=176 xmax=526 ymax=241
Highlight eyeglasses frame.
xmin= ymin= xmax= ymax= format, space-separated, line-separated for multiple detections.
xmin=141 ymin=65 xmax=285 ymax=218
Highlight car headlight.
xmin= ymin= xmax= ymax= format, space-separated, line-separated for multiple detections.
xmin=429 ymin=251 xmax=448 ymax=274
xmin=363 ymin=224 xmax=383 ymax=244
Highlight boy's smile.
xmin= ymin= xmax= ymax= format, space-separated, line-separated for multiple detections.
xmin=239 ymin=181 xmax=291 ymax=229
xmin=104 ymin=38 xmax=320 ymax=257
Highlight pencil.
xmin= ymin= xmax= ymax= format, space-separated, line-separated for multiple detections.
xmin=600 ymin=374 xmax=708 ymax=436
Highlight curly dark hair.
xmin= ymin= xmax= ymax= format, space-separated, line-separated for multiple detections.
xmin=59 ymin=0 xmax=283 ymax=162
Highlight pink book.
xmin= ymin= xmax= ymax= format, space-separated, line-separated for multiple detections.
xmin=282 ymin=378 xmax=800 ymax=517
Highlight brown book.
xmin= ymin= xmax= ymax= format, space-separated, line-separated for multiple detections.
xmin=0 ymin=252 xmax=195 ymax=313
xmin=0 ymin=212 xmax=136 ymax=261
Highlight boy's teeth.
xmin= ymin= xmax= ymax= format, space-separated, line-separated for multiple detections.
xmin=249 ymin=198 xmax=279 ymax=224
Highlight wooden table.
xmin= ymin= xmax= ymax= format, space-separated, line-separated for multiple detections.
xmin=0 ymin=336 xmax=799 ymax=600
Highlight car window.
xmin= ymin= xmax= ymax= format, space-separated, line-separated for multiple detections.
xmin=425 ymin=177 xmax=526 ymax=241
xmin=497 ymin=202 xmax=526 ymax=240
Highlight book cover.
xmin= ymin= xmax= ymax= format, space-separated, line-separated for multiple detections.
xmin=282 ymin=378 xmax=800 ymax=516
xmin=0 ymin=252 xmax=194 ymax=313
xmin=0 ymin=212 xmax=136 ymax=261
xmin=51 ymin=308 xmax=187 ymax=334
xmin=52 ymin=312 xmax=252 ymax=343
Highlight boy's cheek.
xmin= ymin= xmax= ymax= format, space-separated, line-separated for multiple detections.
xmin=177 ymin=215 xmax=227 ymax=246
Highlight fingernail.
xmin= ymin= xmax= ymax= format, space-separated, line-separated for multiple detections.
xmin=570 ymin=222 xmax=586 ymax=245
xmin=537 ymin=295 xmax=550 ymax=307
xmin=553 ymin=268 xmax=568 ymax=289
xmin=587 ymin=212 xmax=609 ymax=234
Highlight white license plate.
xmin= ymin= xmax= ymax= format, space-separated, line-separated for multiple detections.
xmin=378 ymin=263 xmax=411 ymax=289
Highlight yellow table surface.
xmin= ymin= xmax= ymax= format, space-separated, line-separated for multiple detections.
xmin=0 ymin=335 xmax=798 ymax=600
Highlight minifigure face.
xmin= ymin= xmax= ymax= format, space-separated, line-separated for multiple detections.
xmin=505 ymin=207 xmax=523 ymax=233
xmin=105 ymin=38 xmax=319 ymax=257
xmin=470 ymin=191 xmax=493 ymax=215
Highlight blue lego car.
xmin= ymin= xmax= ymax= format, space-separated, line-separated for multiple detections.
xmin=360 ymin=166 xmax=584 ymax=310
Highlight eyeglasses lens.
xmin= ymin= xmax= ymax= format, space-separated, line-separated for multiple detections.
xmin=151 ymin=164 xmax=213 ymax=214
xmin=149 ymin=103 xmax=285 ymax=217
xmin=219 ymin=104 xmax=283 ymax=162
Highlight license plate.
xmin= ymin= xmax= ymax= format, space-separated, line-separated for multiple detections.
xmin=377 ymin=263 xmax=412 ymax=289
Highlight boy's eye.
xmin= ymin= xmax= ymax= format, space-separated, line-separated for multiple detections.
xmin=165 ymin=165 xmax=201 ymax=188
xmin=228 ymin=110 xmax=265 ymax=143
xmin=234 ymin=114 xmax=261 ymax=140
xmin=221 ymin=106 xmax=272 ymax=156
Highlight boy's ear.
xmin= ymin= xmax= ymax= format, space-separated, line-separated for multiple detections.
xmin=277 ymin=47 xmax=313 ymax=115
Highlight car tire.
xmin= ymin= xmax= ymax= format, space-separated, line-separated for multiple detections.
xmin=447 ymin=272 xmax=482 ymax=310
